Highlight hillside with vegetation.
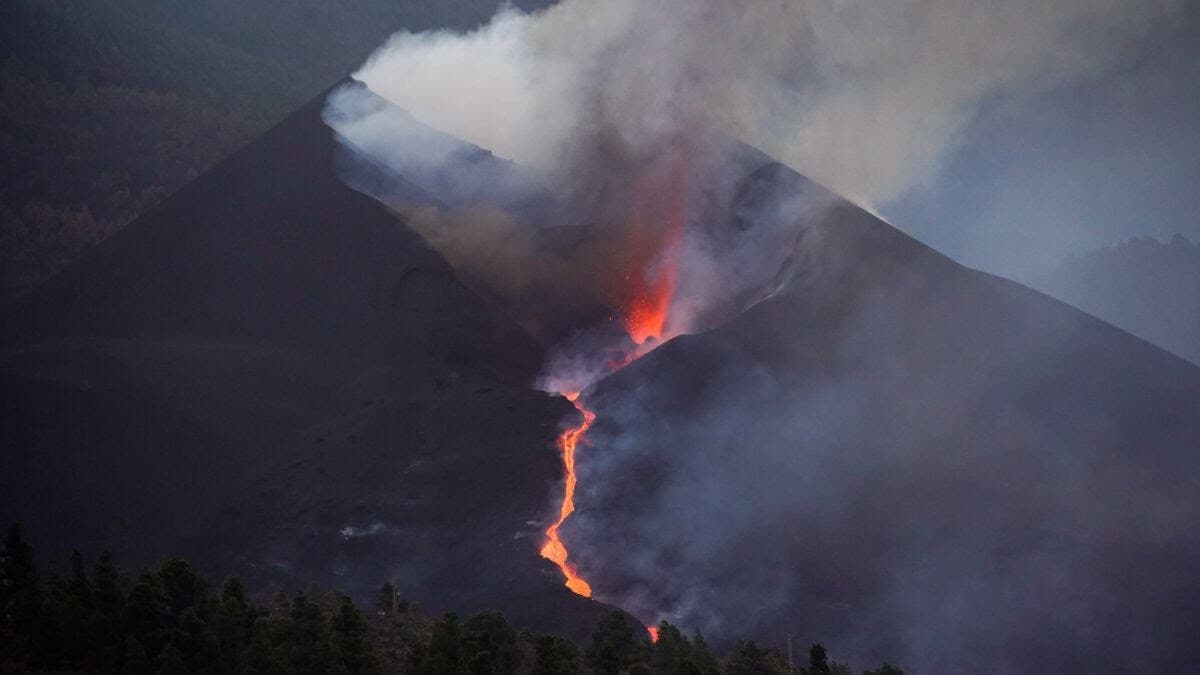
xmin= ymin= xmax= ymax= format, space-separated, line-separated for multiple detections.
xmin=0 ymin=525 xmax=903 ymax=674
xmin=0 ymin=0 xmax=547 ymax=303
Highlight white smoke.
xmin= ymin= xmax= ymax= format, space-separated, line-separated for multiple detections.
xmin=350 ymin=0 xmax=1179 ymax=210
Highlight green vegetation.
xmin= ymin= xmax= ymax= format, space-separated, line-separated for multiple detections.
xmin=0 ymin=0 xmax=547 ymax=302
xmin=1 ymin=523 xmax=376 ymax=673
xmin=1 ymin=524 xmax=902 ymax=673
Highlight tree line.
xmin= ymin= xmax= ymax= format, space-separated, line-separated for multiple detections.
xmin=1 ymin=524 xmax=903 ymax=674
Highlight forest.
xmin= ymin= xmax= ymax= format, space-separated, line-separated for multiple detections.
xmin=0 ymin=524 xmax=902 ymax=674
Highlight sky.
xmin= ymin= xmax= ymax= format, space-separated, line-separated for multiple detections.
xmin=885 ymin=5 xmax=1200 ymax=282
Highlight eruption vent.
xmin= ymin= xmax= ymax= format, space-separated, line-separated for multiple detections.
xmin=612 ymin=145 xmax=688 ymax=346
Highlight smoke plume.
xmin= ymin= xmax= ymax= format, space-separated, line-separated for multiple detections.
xmin=344 ymin=0 xmax=1179 ymax=208
xmin=325 ymin=0 xmax=1180 ymax=388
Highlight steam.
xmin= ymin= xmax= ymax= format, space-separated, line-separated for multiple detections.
xmin=346 ymin=0 xmax=1179 ymax=208
xmin=326 ymin=0 xmax=1180 ymax=390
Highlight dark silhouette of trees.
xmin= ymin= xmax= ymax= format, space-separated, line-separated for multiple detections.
xmin=335 ymin=594 xmax=376 ymax=672
xmin=533 ymin=633 xmax=582 ymax=674
xmin=0 ymin=524 xmax=39 ymax=634
xmin=463 ymin=610 xmax=521 ymax=674
xmin=809 ymin=642 xmax=829 ymax=673
xmin=0 ymin=524 xmax=903 ymax=673
xmin=0 ymin=528 xmax=378 ymax=672
xmin=724 ymin=639 xmax=789 ymax=674
xmin=414 ymin=612 xmax=468 ymax=673
xmin=587 ymin=610 xmax=652 ymax=674
xmin=646 ymin=620 xmax=722 ymax=675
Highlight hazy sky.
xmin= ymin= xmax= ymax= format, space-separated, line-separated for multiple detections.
xmin=885 ymin=5 xmax=1200 ymax=281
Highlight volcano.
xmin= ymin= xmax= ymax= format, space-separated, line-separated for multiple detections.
xmin=0 ymin=80 xmax=619 ymax=639
xmin=327 ymin=82 xmax=1200 ymax=672
xmin=570 ymin=171 xmax=1200 ymax=672
xmin=3 ymin=77 xmax=1199 ymax=673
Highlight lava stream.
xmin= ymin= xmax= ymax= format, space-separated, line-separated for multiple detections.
xmin=539 ymin=391 xmax=597 ymax=597
xmin=541 ymin=142 xmax=687 ymax=631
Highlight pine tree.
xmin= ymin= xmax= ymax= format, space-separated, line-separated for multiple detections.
xmin=533 ymin=634 xmax=581 ymax=675
xmin=463 ymin=610 xmax=521 ymax=675
xmin=215 ymin=575 xmax=254 ymax=668
xmin=286 ymin=592 xmax=337 ymax=672
xmin=91 ymin=551 xmax=125 ymax=670
xmin=587 ymin=611 xmax=651 ymax=675
xmin=690 ymin=629 xmax=721 ymax=675
xmin=0 ymin=523 xmax=40 ymax=632
xmin=651 ymin=620 xmax=694 ymax=674
xmin=418 ymin=612 xmax=468 ymax=674
xmin=809 ymin=643 xmax=830 ymax=674
xmin=725 ymin=640 xmax=789 ymax=675
xmin=332 ymin=594 xmax=375 ymax=673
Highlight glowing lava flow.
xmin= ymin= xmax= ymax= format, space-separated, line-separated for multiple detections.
xmin=539 ymin=391 xmax=597 ymax=597
xmin=541 ymin=391 xmax=660 ymax=645
xmin=541 ymin=143 xmax=688 ymax=643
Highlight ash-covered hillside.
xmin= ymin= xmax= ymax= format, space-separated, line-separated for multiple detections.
xmin=572 ymin=174 xmax=1200 ymax=673
xmin=327 ymin=76 xmax=1200 ymax=672
xmin=1035 ymin=234 xmax=1200 ymax=365
xmin=5 ymin=70 xmax=1200 ymax=674
xmin=0 ymin=80 xmax=618 ymax=641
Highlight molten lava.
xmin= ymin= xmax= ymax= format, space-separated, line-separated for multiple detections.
xmin=610 ymin=144 xmax=688 ymax=346
xmin=540 ymin=391 xmax=597 ymax=597
xmin=541 ymin=143 xmax=688 ymax=611
xmin=623 ymin=227 xmax=681 ymax=345
xmin=647 ymin=626 xmax=660 ymax=643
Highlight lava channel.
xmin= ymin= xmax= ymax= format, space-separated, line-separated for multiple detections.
xmin=539 ymin=391 xmax=597 ymax=597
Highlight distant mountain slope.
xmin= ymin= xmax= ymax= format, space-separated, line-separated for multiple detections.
xmin=0 ymin=80 xmax=614 ymax=641
xmin=570 ymin=170 xmax=1200 ymax=673
xmin=1035 ymin=234 xmax=1200 ymax=364
xmin=0 ymin=0 xmax=552 ymax=301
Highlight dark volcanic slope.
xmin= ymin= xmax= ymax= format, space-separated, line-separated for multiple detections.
xmin=0 ymin=81 xmax=612 ymax=639
xmin=574 ymin=173 xmax=1200 ymax=673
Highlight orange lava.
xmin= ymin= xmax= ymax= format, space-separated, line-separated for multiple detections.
xmin=542 ymin=142 xmax=689 ymax=605
xmin=624 ymin=245 xmax=679 ymax=345
xmin=540 ymin=391 xmax=597 ymax=597
xmin=620 ymin=150 xmax=686 ymax=345
xmin=647 ymin=625 xmax=660 ymax=642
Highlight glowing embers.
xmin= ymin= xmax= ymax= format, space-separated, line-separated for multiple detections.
xmin=539 ymin=391 xmax=597 ymax=597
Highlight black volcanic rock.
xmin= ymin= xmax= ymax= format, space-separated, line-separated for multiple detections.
xmin=0 ymin=80 xmax=615 ymax=640
xmin=573 ymin=176 xmax=1200 ymax=673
